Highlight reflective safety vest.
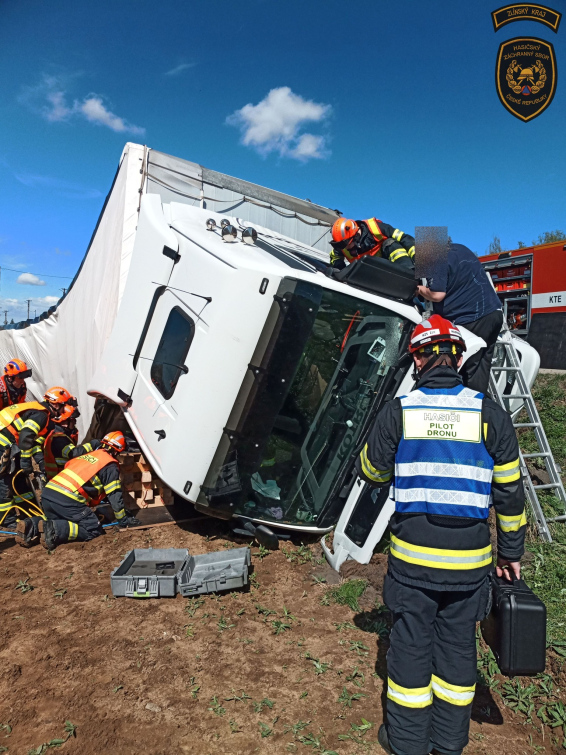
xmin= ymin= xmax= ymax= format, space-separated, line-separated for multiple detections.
xmin=0 ymin=376 xmax=25 ymax=410
xmin=395 ymin=385 xmax=493 ymax=520
xmin=0 ymin=401 xmax=49 ymax=443
xmin=44 ymin=430 xmax=73 ymax=479
xmin=342 ymin=218 xmax=386 ymax=262
xmin=46 ymin=449 xmax=116 ymax=507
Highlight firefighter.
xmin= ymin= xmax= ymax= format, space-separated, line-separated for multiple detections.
xmin=0 ymin=386 xmax=73 ymax=531
xmin=357 ymin=315 xmax=525 ymax=755
xmin=0 ymin=359 xmax=32 ymax=408
xmin=329 ymin=218 xmax=415 ymax=271
xmin=42 ymin=405 xmax=100 ymax=480
xmin=33 ymin=431 xmax=141 ymax=550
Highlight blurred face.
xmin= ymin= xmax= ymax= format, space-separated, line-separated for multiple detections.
xmin=346 ymin=230 xmax=361 ymax=251
xmin=12 ymin=375 xmax=25 ymax=390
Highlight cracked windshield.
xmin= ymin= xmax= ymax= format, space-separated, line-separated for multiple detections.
xmin=216 ymin=281 xmax=407 ymax=527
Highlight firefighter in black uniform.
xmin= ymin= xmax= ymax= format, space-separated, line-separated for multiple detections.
xmin=0 ymin=386 xmax=74 ymax=531
xmin=0 ymin=359 xmax=31 ymax=409
xmin=32 ymin=431 xmax=141 ymax=550
xmin=330 ymin=217 xmax=415 ymax=271
xmin=356 ymin=314 xmax=525 ymax=755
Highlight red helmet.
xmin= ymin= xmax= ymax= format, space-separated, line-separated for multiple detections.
xmin=331 ymin=218 xmax=359 ymax=244
xmin=52 ymin=404 xmax=80 ymax=424
xmin=4 ymin=359 xmax=32 ymax=380
xmin=409 ymin=314 xmax=467 ymax=354
xmin=44 ymin=386 xmax=73 ymax=405
xmin=101 ymin=431 xmax=126 ymax=454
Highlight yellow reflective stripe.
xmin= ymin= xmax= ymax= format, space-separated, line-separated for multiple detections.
xmin=92 ymin=476 xmax=104 ymax=493
xmin=483 ymin=423 xmax=488 ymax=441
xmin=82 ymin=443 xmax=94 ymax=453
xmin=20 ymin=449 xmax=34 ymax=458
xmin=55 ymin=458 xmax=66 ymax=466
xmin=431 ymin=675 xmax=475 ymax=706
xmin=408 ymin=245 xmax=415 ymax=258
xmin=0 ymin=435 xmax=11 ymax=447
xmin=0 ymin=501 xmax=14 ymax=511
xmin=22 ymin=419 xmax=41 ymax=434
xmin=45 ymin=481 xmax=87 ymax=504
xmin=68 ymin=521 xmax=79 ymax=541
xmin=389 ymin=249 xmax=410 ymax=263
xmin=114 ymin=508 xmax=126 ymax=520
xmin=62 ymin=444 xmax=76 ymax=460
xmin=392 ymin=229 xmax=404 ymax=241
xmin=387 ymin=678 xmax=433 ymax=708
xmin=493 ymin=459 xmax=520 ymax=483
xmin=360 ymin=444 xmax=393 ymax=483
xmin=104 ymin=480 xmax=121 ymax=494
xmin=61 ymin=468 xmax=86 ymax=487
xmin=390 ymin=535 xmax=492 ymax=570
xmin=497 ymin=510 xmax=527 ymax=532
xmin=13 ymin=418 xmax=24 ymax=430
xmin=366 ymin=218 xmax=384 ymax=239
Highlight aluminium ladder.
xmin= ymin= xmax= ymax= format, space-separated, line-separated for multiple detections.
xmin=488 ymin=327 xmax=566 ymax=543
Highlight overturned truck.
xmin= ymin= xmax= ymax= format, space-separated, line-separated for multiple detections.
xmin=0 ymin=143 xmax=540 ymax=567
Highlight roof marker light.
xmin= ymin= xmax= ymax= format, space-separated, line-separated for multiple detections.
xmin=221 ymin=224 xmax=238 ymax=242
xmin=242 ymin=227 xmax=258 ymax=245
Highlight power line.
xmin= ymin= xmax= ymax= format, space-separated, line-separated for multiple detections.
xmin=0 ymin=265 xmax=73 ymax=280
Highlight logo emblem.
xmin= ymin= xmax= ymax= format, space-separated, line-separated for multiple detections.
xmin=496 ymin=37 xmax=557 ymax=121
xmin=492 ymin=4 xmax=562 ymax=33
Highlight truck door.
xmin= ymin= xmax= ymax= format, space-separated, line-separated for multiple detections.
xmin=128 ymin=288 xmax=199 ymax=472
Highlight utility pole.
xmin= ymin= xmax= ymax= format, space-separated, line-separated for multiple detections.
xmin=3 ymin=311 xmax=7 ymax=326
xmin=26 ymin=299 xmax=32 ymax=321
xmin=61 ymin=287 xmax=67 ymax=296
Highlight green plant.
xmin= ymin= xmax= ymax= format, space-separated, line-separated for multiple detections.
xmin=184 ymin=624 xmax=195 ymax=638
xmin=27 ymin=721 xmax=77 ymax=754
xmin=217 ymin=617 xmax=235 ymax=633
xmin=338 ymin=718 xmax=374 ymax=743
xmin=53 ymin=587 xmax=67 ymax=599
xmin=304 ymin=652 xmax=330 ymax=675
xmin=255 ymin=603 xmax=276 ymax=617
xmin=189 ymin=676 xmax=200 ymax=699
xmin=323 ymin=579 xmax=367 ymax=612
xmin=284 ymin=720 xmax=311 ymax=736
xmin=185 ymin=597 xmax=205 ymax=618
xmin=224 ymin=689 xmax=252 ymax=704
xmin=15 ymin=578 xmax=34 ymax=594
xmin=337 ymin=686 xmax=366 ymax=708
xmin=272 ymin=620 xmax=291 ymax=635
xmin=229 ymin=719 xmax=241 ymax=733
xmin=253 ymin=698 xmax=275 ymax=713
xmin=346 ymin=666 xmax=365 ymax=687
xmin=208 ymin=696 xmax=226 ymax=716
xmin=258 ymin=722 xmax=273 ymax=738
xmin=257 ymin=544 xmax=270 ymax=560
xmin=333 ymin=621 xmax=357 ymax=632
xmin=348 ymin=640 xmax=369 ymax=657
xmin=282 ymin=606 xmax=297 ymax=621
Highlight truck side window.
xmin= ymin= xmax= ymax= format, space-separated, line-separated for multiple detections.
xmin=150 ymin=307 xmax=194 ymax=399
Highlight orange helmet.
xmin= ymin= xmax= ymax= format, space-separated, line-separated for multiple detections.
xmin=101 ymin=431 xmax=126 ymax=454
xmin=331 ymin=218 xmax=359 ymax=244
xmin=44 ymin=386 xmax=72 ymax=405
xmin=4 ymin=359 xmax=32 ymax=380
xmin=409 ymin=315 xmax=467 ymax=354
xmin=52 ymin=404 xmax=80 ymax=424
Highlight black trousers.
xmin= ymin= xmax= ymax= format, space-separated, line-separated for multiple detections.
xmin=383 ymin=573 xmax=490 ymax=755
xmin=41 ymin=491 xmax=103 ymax=544
xmin=460 ymin=309 xmax=503 ymax=394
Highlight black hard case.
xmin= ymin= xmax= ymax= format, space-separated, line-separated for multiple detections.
xmin=481 ymin=574 xmax=546 ymax=677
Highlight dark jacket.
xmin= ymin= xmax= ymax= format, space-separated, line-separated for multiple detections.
xmin=356 ymin=366 xmax=525 ymax=590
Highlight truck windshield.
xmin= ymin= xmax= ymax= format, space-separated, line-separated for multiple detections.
xmin=202 ymin=278 xmax=408 ymax=528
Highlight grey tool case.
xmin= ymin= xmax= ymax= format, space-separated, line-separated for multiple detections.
xmin=111 ymin=548 xmax=189 ymax=598
xmin=178 ymin=547 xmax=251 ymax=597
xmin=110 ymin=546 xmax=251 ymax=598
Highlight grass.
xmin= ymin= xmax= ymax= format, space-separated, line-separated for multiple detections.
xmin=323 ymin=579 xmax=368 ymax=612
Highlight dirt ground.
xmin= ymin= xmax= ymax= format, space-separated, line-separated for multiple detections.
xmin=0 ymin=516 xmax=559 ymax=755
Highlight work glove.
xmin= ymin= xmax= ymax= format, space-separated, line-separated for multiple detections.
xmin=20 ymin=457 xmax=32 ymax=473
xmin=118 ymin=513 xmax=142 ymax=528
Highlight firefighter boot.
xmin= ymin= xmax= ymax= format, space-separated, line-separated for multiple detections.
xmin=16 ymin=518 xmax=40 ymax=548
xmin=39 ymin=519 xmax=58 ymax=551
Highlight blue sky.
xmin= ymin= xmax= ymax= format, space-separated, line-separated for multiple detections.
xmin=1 ymin=0 xmax=564 ymax=321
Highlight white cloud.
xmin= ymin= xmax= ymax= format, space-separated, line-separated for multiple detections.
xmin=164 ymin=62 xmax=196 ymax=77
xmin=16 ymin=273 xmax=46 ymax=286
xmin=76 ymin=96 xmax=145 ymax=135
xmin=14 ymin=172 xmax=102 ymax=200
xmin=226 ymin=87 xmax=331 ymax=161
xmin=19 ymin=74 xmax=145 ymax=135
